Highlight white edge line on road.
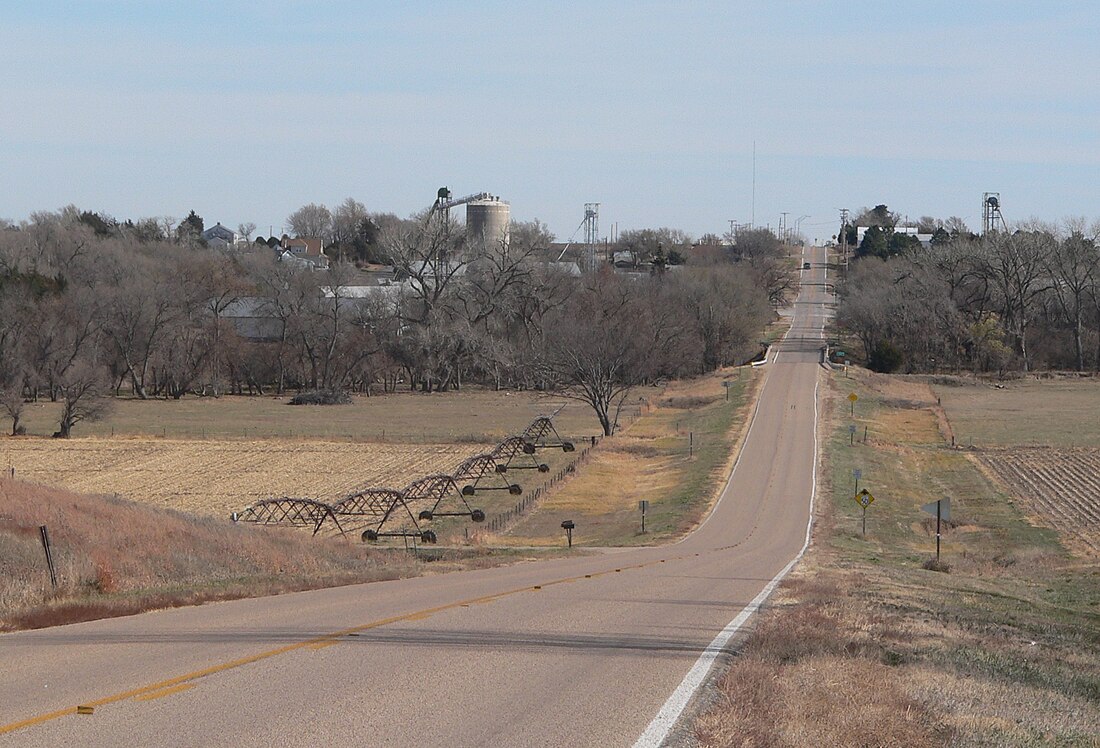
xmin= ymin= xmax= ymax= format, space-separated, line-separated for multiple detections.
xmin=634 ymin=254 xmax=822 ymax=748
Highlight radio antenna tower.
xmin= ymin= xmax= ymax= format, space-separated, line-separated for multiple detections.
xmin=982 ymin=192 xmax=1006 ymax=235
xmin=583 ymin=203 xmax=600 ymax=272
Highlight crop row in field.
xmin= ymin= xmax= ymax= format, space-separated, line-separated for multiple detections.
xmin=978 ymin=447 xmax=1100 ymax=553
xmin=1 ymin=439 xmax=488 ymax=520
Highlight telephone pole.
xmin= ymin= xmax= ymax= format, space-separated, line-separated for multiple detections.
xmin=751 ymin=140 xmax=756 ymax=228
xmin=839 ymin=208 xmax=850 ymax=270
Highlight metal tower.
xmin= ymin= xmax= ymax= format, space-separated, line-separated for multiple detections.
xmin=982 ymin=193 xmax=1006 ymax=235
xmin=582 ymin=203 xmax=600 ymax=272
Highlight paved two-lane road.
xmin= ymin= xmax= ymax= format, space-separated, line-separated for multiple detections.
xmin=1 ymin=245 xmax=830 ymax=747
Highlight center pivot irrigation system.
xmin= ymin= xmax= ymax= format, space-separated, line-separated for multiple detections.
xmin=231 ymin=417 xmax=576 ymax=544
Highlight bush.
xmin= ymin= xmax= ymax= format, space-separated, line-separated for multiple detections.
xmin=921 ymin=557 xmax=951 ymax=573
xmin=288 ymin=390 xmax=352 ymax=406
xmin=868 ymin=340 xmax=903 ymax=373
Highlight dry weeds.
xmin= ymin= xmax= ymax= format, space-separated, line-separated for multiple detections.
xmin=0 ymin=479 xmax=508 ymax=630
xmin=695 ymin=575 xmax=948 ymax=748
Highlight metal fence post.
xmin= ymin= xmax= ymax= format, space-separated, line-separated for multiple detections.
xmin=38 ymin=525 xmax=57 ymax=588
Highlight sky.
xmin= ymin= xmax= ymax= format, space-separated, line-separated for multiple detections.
xmin=2 ymin=1 xmax=1099 ymax=243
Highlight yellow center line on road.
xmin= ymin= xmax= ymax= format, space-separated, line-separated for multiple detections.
xmin=132 ymin=683 xmax=196 ymax=702
xmin=0 ymin=555 xmax=694 ymax=737
xmin=307 ymin=640 xmax=341 ymax=650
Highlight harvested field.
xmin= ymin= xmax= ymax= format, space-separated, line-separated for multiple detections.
xmin=933 ymin=376 xmax=1100 ymax=448
xmin=977 ymin=448 xmax=1100 ymax=554
xmin=13 ymin=390 xmax=604 ymax=443
xmin=1 ymin=439 xmax=486 ymax=519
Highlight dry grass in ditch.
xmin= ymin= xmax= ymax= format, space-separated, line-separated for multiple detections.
xmin=695 ymin=575 xmax=948 ymax=748
xmin=0 ymin=479 xmax=506 ymax=631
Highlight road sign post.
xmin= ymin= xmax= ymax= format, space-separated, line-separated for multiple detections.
xmin=852 ymin=468 xmax=862 ymax=499
xmin=921 ymin=498 xmax=951 ymax=560
xmin=639 ymin=500 xmax=648 ymax=534
xmin=853 ymin=489 xmax=874 ymax=536
xmin=848 ymin=392 xmax=858 ymax=416
xmin=849 ymin=423 xmax=856 ymax=445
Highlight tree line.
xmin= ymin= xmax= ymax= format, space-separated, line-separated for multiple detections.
xmin=836 ymin=219 xmax=1100 ymax=374
xmin=0 ymin=206 xmax=783 ymax=436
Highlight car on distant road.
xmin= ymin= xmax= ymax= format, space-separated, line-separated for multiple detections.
xmin=803 ymin=262 xmax=811 ymax=269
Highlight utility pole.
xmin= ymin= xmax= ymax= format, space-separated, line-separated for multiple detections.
xmin=780 ymin=212 xmax=789 ymax=244
xmin=839 ymin=208 xmax=850 ymax=270
xmin=751 ymin=140 xmax=756 ymax=228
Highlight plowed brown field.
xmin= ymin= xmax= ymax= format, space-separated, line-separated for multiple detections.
xmin=977 ymin=447 xmax=1100 ymax=554
xmin=1 ymin=439 xmax=487 ymax=519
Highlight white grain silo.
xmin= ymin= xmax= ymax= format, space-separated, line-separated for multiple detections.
xmin=466 ymin=196 xmax=510 ymax=253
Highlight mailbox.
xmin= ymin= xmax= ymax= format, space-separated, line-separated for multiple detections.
xmin=560 ymin=519 xmax=575 ymax=548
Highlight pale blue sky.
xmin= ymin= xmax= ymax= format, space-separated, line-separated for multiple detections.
xmin=2 ymin=1 xmax=1098 ymax=241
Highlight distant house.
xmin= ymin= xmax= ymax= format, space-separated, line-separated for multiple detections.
xmin=220 ymin=297 xmax=284 ymax=342
xmin=280 ymin=236 xmax=329 ymax=269
xmin=612 ymin=250 xmax=637 ymax=268
xmin=202 ymin=222 xmax=238 ymax=249
xmin=278 ymin=250 xmax=320 ymax=270
xmin=320 ymin=284 xmax=404 ymax=313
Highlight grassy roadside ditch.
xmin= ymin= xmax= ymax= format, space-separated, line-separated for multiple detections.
xmin=499 ymin=364 xmax=764 ymax=546
xmin=694 ymin=368 xmax=1100 ymax=746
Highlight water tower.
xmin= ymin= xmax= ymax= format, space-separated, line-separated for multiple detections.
xmin=982 ymin=193 xmax=1006 ymax=235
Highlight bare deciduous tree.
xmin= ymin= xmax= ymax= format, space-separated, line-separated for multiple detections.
xmin=1045 ymin=222 xmax=1099 ymax=371
xmin=540 ymin=273 xmax=653 ymax=436
xmin=384 ymin=216 xmax=469 ymax=325
xmin=55 ymin=358 xmax=112 ymax=438
xmin=286 ymin=203 xmax=333 ymax=241
xmin=975 ymin=230 xmax=1054 ymax=371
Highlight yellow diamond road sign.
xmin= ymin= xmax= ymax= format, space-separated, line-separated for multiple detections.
xmin=854 ymin=489 xmax=874 ymax=508
xmin=848 ymin=393 xmax=859 ymax=403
